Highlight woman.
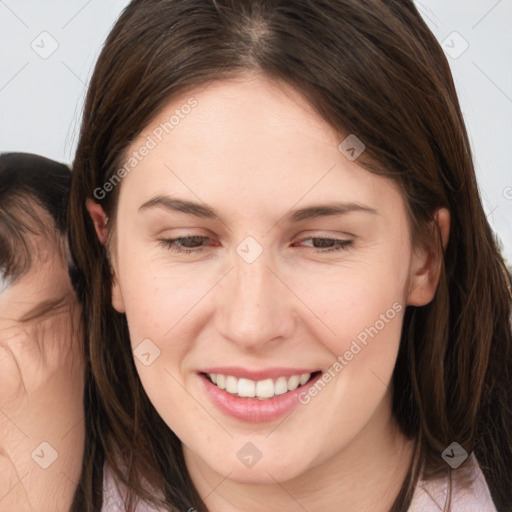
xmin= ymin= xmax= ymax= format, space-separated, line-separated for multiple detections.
xmin=0 ymin=152 xmax=84 ymax=511
xmin=68 ymin=0 xmax=512 ymax=511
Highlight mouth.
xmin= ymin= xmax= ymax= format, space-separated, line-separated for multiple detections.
xmin=199 ymin=369 xmax=324 ymax=423
xmin=200 ymin=371 xmax=322 ymax=400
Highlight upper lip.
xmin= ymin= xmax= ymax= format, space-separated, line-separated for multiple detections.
xmin=200 ymin=366 xmax=320 ymax=381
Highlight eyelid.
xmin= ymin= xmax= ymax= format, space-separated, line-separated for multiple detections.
xmin=293 ymin=230 xmax=355 ymax=240
xmin=157 ymin=233 xmax=355 ymax=256
xmin=157 ymin=230 xmax=354 ymax=244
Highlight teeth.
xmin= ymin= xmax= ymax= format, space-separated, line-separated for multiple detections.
xmin=287 ymin=375 xmax=300 ymax=390
xmin=206 ymin=372 xmax=313 ymax=399
xmin=299 ymin=373 xmax=310 ymax=385
xmin=226 ymin=376 xmax=238 ymax=394
xmin=238 ymin=378 xmax=255 ymax=397
xmin=274 ymin=376 xmax=288 ymax=395
xmin=255 ymin=378 xmax=274 ymax=398
xmin=216 ymin=374 xmax=226 ymax=390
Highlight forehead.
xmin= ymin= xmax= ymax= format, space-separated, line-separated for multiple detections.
xmin=135 ymin=74 xmax=341 ymax=156
xmin=117 ymin=74 xmax=405 ymax=223
xmin=0 ymin=234 xmax=73 ymax=322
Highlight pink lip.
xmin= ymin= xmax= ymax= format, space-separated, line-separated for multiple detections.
xmin=200 ymin=366 xmax=318 ymax=381
xmin=199 ymin=371 xmax=322 ymax=423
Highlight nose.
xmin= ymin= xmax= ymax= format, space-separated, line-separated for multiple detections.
xmin=215 ymin=245 xmax=295 ymax=351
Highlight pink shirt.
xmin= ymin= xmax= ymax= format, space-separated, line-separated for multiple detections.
xmin=102 ymin=454 xmax=497 ymax=511
xmin=409 ymin=454 xmax=497 ymax=511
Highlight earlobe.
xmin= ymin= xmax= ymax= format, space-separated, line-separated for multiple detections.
xmin=85 ymin=198 xmax=109 ymax=245
xmin=85 ymin=198 xmax=126 ymax=312
xmin=407 ymin=208 xmax=450 ymax=306
xmin=111 ymin=274 xmax=126 ymax=313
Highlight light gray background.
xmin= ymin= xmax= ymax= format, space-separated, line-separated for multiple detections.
xmin=1 ymin=0 xmax=511 ymax=265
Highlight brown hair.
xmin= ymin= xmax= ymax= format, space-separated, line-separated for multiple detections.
xmin=68 ymin=1 xmax=512 ymax=510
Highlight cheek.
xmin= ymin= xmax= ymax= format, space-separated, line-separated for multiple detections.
xmin=124 ymin=268 xmax=228 ymax=358
xmin=115 ymin=232 xmax=206 ymax=341
xmin=292 ymin=254 xmax=407 ymax=357
xmin=116 ymin=250 xmax=218 ymax=421
xmin=117 ymin=257 xmax=203 ymax=424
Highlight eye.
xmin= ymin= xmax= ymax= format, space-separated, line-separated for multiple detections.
xmin=294 ymin=237 xmax=353 ymax=254
xmin=157 ymin=235 xmax=210 ymax=254
xmin=157 ymin=235 xmax=354 ymax=255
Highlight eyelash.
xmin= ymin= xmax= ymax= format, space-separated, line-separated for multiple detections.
xmin=157 ymin=235 xmax=353 ymax=255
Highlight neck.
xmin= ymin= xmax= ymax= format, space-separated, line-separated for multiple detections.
xmin=184 ymin=392 xmax=415 ymax=512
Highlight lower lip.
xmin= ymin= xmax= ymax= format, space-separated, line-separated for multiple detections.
xmin=199 ymin=372 xmax=322 ymax=423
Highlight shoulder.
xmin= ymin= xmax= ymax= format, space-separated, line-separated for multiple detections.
xmin=102 ymin=460 xmax=166 ymax=512
xmin=408 ymin=453 xmax=497 ymax=511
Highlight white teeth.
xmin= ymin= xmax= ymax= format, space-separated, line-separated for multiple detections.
xmin=238 ymin=378 xmax=255 ymax=397
xmin=255 ymin=378 xmax=274 ymax=398
xmin=225 ymin=376 xmax=238 ymax=394
xmin=206 ymin=372 xmax=313 ymax=399
xmin=299 ymin=373 xmax=310 ymax=385
xmin=216 ymin=374 xmax=226 ymax=390
xmin=287 ymin=375 xmax=300 ymax=390
xmin=274 ymin=376 xmax=288 ymax=395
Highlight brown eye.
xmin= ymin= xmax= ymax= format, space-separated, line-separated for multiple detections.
xmin=158 ymin=236 xmax=210 ymax=254
xmin=296 ymin=237 xmax=353 ymax=253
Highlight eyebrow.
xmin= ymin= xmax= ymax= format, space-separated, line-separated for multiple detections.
xmin=138 ymin=195 xmax=378 ymax=223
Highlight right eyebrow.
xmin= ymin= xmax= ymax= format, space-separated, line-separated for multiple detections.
xmin=139 ymin=196 xmax=223 ymax=222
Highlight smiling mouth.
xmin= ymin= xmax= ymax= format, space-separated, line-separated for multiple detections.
xmin=200 ymin=371 xmax=322 ymax=400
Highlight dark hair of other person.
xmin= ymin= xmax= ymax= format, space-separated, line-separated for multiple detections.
xmin=0 ymin=152 xmax=79 ymax=294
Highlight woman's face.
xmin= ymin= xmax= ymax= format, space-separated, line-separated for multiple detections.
xmin=106 ymin=74 xmax=436 ymax=484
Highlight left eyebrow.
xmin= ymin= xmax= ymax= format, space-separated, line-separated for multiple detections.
xmin=287 ymin=202 xmax=379 ymax=222
xmin=138 ymin=195 xmax=379 ymax=224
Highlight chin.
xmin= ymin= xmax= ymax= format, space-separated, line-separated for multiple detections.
xmin=222 ymin=463 xmax=305 ymax=484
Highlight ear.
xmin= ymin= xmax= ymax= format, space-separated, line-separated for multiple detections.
xmin=85 ymin=198 xmax=125 ymax=313
xmin=85 ymin=199 xmax=109 ymax=245
xmin=407 ymin=208 xmax=450 ymax=306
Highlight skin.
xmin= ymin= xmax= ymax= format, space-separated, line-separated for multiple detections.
xmin=0 ymin=208 xmax=84 ymax=512
xmin=88 ymin=72 xmax=449 ymax=512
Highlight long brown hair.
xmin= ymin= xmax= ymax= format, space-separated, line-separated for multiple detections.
xmin=68 ymin=1 xmax=512 ymax=510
